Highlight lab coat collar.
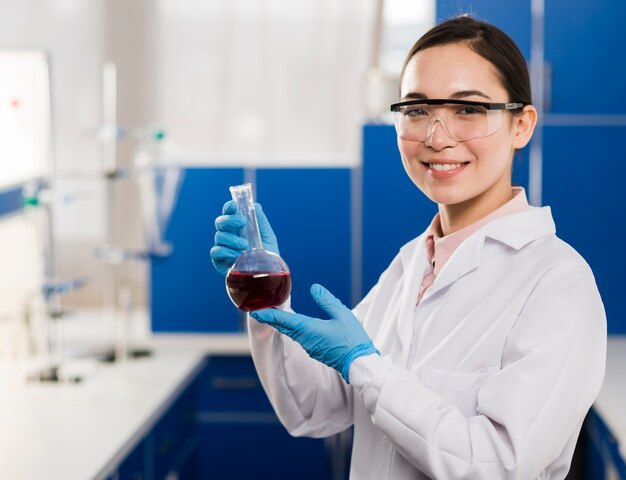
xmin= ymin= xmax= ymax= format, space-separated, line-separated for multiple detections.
xmin=400 ymin=206 xmax=556 ymax=307
xmin=484 ymin=205 xmax=556 ymax=249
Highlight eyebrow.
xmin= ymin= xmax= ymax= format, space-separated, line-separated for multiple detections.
xmin=403 ymin=92 xmax=427 ymax=100
xmin=450 ymin=90 xmax=492 ymax=100
xmin=402 ymin=90 xmax=492 ymax=100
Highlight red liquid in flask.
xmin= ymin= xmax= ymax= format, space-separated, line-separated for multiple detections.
xmin=226 ymin=271 xmax=292 ymax=312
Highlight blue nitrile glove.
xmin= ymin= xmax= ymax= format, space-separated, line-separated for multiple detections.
xmin=210 ymin=200 xmax=280 ymax=275
xmin=250 ymin=284 xmax=379 ymax=383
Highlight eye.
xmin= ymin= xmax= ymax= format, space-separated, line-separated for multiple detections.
xmin=402 ymin=107 xmax=428 ymax=118
xmin=456 ymin=105 xmax=487 ymax=116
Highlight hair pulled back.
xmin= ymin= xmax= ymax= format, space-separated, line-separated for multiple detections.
xmin=401 ymin=16 xmax=532 ymax=107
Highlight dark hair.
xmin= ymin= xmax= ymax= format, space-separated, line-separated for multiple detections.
xmin=400 ymin=16 xmax=532 ymax=107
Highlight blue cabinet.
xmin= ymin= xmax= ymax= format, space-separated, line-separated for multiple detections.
xmin=542 ymin=126 xmax=626 ymax=334
xmin=152 ymin=381 xmax=198 ymax=478
xmin=545 ymin=1 xmax=626 ymax=115
xmin=112 ymin=355 xmax=350 ymax=479
xmin=151 ymin=168 xmax=245 ymax=333
xmin=256 ymin=168 xmax=352 ymax=312
xmin=114 ymin=371 xmax=198 ymax=480
xmin=117 ymin=439 xmax=150 ymax=480
xmin=192 ymin=356 xmax=334 ymax=479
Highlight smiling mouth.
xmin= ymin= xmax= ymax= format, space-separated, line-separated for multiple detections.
xmin=421 ymin=162 xmax=470 ymax=172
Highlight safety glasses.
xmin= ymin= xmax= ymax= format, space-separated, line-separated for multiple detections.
xmin=390 ymin=99 xmax=524 ymax=142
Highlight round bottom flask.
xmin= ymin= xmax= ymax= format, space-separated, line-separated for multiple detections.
xmin=225 ymin=184 xmax=291 ymax=312
xmin=226 ymin=250 xmax=291 ymax=312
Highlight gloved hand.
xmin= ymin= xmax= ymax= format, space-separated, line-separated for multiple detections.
xmin=210 ymin=200 xmax=280 ymax=275
xmin=250 ymin=284 xmax=379 ymax=383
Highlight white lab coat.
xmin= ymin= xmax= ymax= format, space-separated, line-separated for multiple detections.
xmin=247 ymin=206 xmax=606 ymax=480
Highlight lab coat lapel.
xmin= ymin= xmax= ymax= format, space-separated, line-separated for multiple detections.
xmin=419 ymin=229 xmax=485 ymax=304
xmin=396 ymin=236 xmax=431 ymax=364
xmin=381 ymin=207 xmax=555 ymax=366
xmin=419 ymin=206 xmax=556 ymax=304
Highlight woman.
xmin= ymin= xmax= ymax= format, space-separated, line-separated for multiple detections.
xmin=211 ymin=16 xmax=606 ymax=479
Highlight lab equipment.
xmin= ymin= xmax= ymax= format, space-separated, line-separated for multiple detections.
xmin=390 ymin=99 xmax=524 ymax=142
xmin=225 ymin=183 xmax=291 ymax=312
xmin=93 ymin=63 xmax=167 ymax=364
xmin=250 ymin=283 xmax=378 ymax=382
xmin=133 ymin=128 xmax=183 ymax=256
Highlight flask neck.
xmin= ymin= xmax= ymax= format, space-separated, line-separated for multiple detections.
xmin=243 ymin=207 xmax=264 ymax=252
xmin=230 ymin=184 xmax=264 ymax=252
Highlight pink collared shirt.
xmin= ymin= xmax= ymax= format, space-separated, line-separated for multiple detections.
xmin=417 ymin=186 xmax=531 ymax=304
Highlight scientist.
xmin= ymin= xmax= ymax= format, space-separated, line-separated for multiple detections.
xmin=210 ymin=16 xmax=606 ymax=480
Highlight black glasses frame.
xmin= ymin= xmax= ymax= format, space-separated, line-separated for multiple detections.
xmin=390 ymin=98 xmax=525 ymax=112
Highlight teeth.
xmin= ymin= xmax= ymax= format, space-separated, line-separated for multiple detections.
xmin=429 ymin=163 xmax=464 ymax=171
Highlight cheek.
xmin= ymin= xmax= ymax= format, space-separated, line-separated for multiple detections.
xmin=397 ymin=139 xmax=422 ymax=177
xmin=397 ymin=139 xmax=430 ymax=191
xmin=465 ymin=134 xmax=514 ymax=167
xmin=397 ymin=138 xmax=422 ymax=166
xmin=397 ymin=136 xmax=409 ymax=156
xmin=463 ymin=139 xmax=515 ymax=186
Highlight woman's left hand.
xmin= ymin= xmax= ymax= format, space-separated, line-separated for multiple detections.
xmin=250 ymin=284 xmax=379 ymax=383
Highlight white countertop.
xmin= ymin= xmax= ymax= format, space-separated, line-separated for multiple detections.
xmin=0 ymin=309 xmax=251 ymax=480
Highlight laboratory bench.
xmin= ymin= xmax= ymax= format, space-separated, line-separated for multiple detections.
xmin=1 ymin=322 xmax=624 ymax=479
xmin=0 ymin=325 xmax=350 ymax=480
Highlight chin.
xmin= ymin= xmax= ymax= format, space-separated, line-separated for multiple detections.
xmin=422 ymin=186 xmax=474 ymax=206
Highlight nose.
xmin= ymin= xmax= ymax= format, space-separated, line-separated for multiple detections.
xmin=424 ymin=116 xmax=457 ymax=151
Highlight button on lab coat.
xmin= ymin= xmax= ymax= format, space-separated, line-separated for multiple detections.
xmin=248 ymin=206 xmax=606 ymax=479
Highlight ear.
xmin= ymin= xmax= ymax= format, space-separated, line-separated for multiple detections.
xmin=512 ymin=105 xmax=538 ymax=149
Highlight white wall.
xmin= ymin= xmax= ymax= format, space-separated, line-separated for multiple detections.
xmin=0 ymin=0 xmax=433 ymax=311
xmin=150 ymin=0 xmax=376 ymax=165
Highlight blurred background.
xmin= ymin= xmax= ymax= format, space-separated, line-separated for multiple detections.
xmin=0 ymin=0 xmax=433 ymax=314
xmin=1 ymin=1 xmax=625 ymax=479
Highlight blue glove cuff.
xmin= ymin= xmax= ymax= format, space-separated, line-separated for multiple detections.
xmin=340 ymin=342 xmax=380 ymax=384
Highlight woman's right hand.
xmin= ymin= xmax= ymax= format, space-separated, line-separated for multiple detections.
xmin=210 ymin=200 xmax=280 ymax=276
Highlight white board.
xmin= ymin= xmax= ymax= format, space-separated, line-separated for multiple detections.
xmin=0 ymin=50 xmax=51 ymax=189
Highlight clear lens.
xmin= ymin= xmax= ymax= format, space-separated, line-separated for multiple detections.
xmin=393 ymin=103 xmax=505 ymax=142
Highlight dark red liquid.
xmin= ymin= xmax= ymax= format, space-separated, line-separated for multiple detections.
xmin=226 ymin=271 xmax=292 ymax=312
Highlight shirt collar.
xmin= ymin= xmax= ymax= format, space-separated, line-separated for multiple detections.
xmin=424 ymin=187 xmax=531 ymax=275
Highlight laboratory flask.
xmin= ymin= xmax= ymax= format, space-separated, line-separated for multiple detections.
xmin=225 ymin=183 xmax=291 ymax=312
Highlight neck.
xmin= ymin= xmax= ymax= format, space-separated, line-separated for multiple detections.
xmin=438 ymin=183 xmax=514 ymax=236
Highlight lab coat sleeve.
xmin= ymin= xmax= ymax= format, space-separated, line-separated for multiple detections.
xmin=350 ymin=258 xmax=607 ymax=479
xmin=247 ymin=298 xmax=355 ymax=438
